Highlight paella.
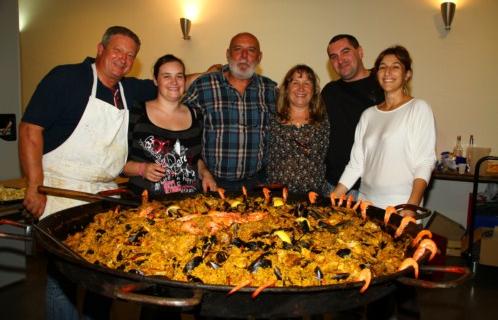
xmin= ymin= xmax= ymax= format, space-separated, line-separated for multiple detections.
xmin=64 ymin=189 xmax=436 ymax=295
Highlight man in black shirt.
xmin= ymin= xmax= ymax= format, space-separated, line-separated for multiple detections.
xmin=321 ymin=34 xmax=384 ymax=191
xmin=20 ymin=26 xmax=155 ymax=218
xmin=19 ymin=26 xmax=156 ymax=320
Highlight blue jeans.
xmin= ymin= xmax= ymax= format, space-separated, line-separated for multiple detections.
xmin=46 ymin=264 xmax=111 ymax=320
xmin=46 ymin=270 xmax=79 ymax=320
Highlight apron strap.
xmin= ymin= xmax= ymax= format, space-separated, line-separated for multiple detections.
xmin=91 ymin=63 xmax=127 ymax=110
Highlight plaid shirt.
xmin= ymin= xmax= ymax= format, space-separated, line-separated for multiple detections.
xmin=183 ymin=66 xmax=277 ymax=181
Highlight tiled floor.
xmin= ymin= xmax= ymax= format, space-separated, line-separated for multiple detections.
xmin=0 ymin=249 xmax=497 ymax=319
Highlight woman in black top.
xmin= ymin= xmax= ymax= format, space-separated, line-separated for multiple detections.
xmin=124 ymin=54 xmax=217 ymax=197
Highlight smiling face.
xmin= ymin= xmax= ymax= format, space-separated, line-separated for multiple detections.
xmin=154 ymin=61 xmax=186 ymax=102
xmin=287 ymin=71 xmax=313 ymax=109
xmin=376 ymin=54 xmax=412 ymax=94
xmin=226 ymin=33 xmax=262 ymax=80
xmin=327 ymin=38 xmax=365 ymax=82
xmin=96 ymin=34 xmax=139 ymax=87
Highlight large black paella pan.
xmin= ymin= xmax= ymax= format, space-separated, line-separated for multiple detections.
xmin=1 ymin=190 xmax=470 ymax=319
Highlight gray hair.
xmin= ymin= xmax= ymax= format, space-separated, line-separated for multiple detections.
xmin=101 ymin=26 xmax=141 ymax=48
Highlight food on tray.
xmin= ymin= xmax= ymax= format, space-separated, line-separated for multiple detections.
xmin=0 ymin=185 xmax=25 ymax=201
xmin=64 ymin=190 xmax=435 ymax=294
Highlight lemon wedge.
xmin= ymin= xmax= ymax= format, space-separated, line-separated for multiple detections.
xmin=230 ymin=200 xmax=242 ymax=208
xmin=272 ymin=197 xmax=284 ymax=207
xmin=274 ymin=230 xmax=292 ymax=244
xmin=166 ymin=205 xmax=180 ymax=215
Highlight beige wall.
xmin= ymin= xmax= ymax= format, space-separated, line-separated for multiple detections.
xmin=19 ymin=0 xmax=498 ymax=155
xmin=1 ymin=0 xmax=21 ymax=180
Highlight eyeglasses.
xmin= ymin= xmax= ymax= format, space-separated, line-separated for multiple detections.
xmin=113 ymin=87 xmax=124 ymax=109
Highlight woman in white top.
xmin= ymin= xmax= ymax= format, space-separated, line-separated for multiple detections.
xmin=333 ymin=45 xmax=436 ymax=215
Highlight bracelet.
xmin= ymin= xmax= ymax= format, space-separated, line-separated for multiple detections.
xmin=138 ymin=163 xmax=145 ymax=177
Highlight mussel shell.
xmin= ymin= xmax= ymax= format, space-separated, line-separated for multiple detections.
xmin=183 ymin=256 xmax=203 ymax=273
xmin=360 ymin=263 xmax=371 ymax=269
xmin=207 ymin=261 xmax=221 ymax=269
xmin=297 ymin=220 xmax=311 ymax=233
xmin=318 ymin=221 xmax=338 ymax=233
xmin=293 ymin=203 xmax=308 ymax=218
xmin=128 ymin=269 xmax=144 ymax=276
xmin=308 ymin=208 xmax=328 ymax=219
xmin=248 ymin=253 xmax=272 ymax=273
xmin=380 ymin=240 xmax=387 ymax=249
xmin=274 ymin=266 xmax=283 ymax=280
xmin=128 ymin=229 xmax=148 ymax=244
xmin=232 ymin=237 xmax=246 ymax=248
xmin=332 ymin=272 xmax=350 ymax=280
xmin=215 ymin=251 xmax=228 ymax=264
xmin=187 ymin=274 xmax=204 ymax=283
xmin=314 ymin=266 xmax=324 ymax=281
xmin=336 ymin=248 xmax=352 ymax=258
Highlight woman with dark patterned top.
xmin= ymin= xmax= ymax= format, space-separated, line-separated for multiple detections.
xmin=267 ymin=64 xmax=330 ymax=195
xmin=124 ymin=54 xmax=217 ymax=197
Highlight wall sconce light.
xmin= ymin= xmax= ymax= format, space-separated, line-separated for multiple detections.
xmin=180 ymin=18 xmax=191 ymax=40
xmin=441 ymin=2 xmax=456 ymax=30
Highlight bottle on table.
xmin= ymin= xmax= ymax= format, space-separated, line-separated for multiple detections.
xmin=466 ymin=134 xmax=474 ymax=173
xmin=453 ymin=135 xmax=464 ymax=158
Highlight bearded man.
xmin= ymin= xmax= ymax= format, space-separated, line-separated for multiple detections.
xmin=183 ymin=32 xmax=277 ymax=191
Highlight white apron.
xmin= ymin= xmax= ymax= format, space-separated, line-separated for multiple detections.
xmin=41 ymin=64 xmax=129 ymax=219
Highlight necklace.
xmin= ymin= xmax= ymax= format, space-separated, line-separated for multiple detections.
xmin=288 ymin=118 xmax=309 ymax=128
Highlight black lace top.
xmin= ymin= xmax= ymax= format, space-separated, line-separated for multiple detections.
xmin=267 ymin=116 xmax=330 ymax=195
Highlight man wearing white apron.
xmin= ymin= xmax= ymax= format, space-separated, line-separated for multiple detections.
xmin=20 ymin=26 xmax=155 ymax=320
xmin=41 ymin=63 xmax=129 ymax=218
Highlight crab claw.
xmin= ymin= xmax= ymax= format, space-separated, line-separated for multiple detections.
xmin=356 ymin=268 xmax=372 ymax=294
xmin=395 ymin=216 xmax=416 ymax=238
xmin=217 ymin=188 xmax=226 ymax=200
xmin=263 ymin=187 xmax=271 ymax=204
xmin=227 ymin=279 xmax=252 ymax=296
xmin=308 ymin=191 xmax=319 ymax=204
xmin=282 ymin=187 xmax=288 ymax=203
xmin=411 ymin=229 xmax=433 ymax=248
xmin=337 ymin=194 xmax=346 ymax=207
xmin=384 ymin=206 xmax=396 ymax=226
xmin=413 ymin=239 xmax=438 ymax=262
xmin=242 ymin=185 xmax=248 ymax=199
xmin=346 ymin=194 xmax=354 ymax=209
xmin=352 ymin=199 xmax=362 ymax=211
xmin=329 ymin=192 xmax=337 ymax=207
xmin=360 ymin=200 xmax=372 ymax=220
xmin=141 ymin=189 xmax=149 ymax=205
xmin=412 ymin=247 xmax=426 ymax=262
xmin=251 ymin=279 xmax=276 ymax=299
xmin=398 ymin=257 xmax=419 ymax=279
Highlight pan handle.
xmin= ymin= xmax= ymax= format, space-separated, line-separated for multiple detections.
xmin=0 ymin=219 xmax=32 ymax=241
xmin=396 ymin=265 xmax=472 ymax=288
xmin=394 ymin=204 xmax=432 ymax=220
xmin=114 ymin=283 xmax=203 ymax=307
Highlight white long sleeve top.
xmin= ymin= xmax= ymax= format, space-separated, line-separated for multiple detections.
xmin=338 ymin=98 xmax=436 ymax=209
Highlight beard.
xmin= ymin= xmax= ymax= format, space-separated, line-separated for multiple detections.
xmin=228 ymin=58 xmax=256 ymax=80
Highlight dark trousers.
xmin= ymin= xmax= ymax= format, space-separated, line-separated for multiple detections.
xmin=366 ymin=285 xmax=420 ymax=320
